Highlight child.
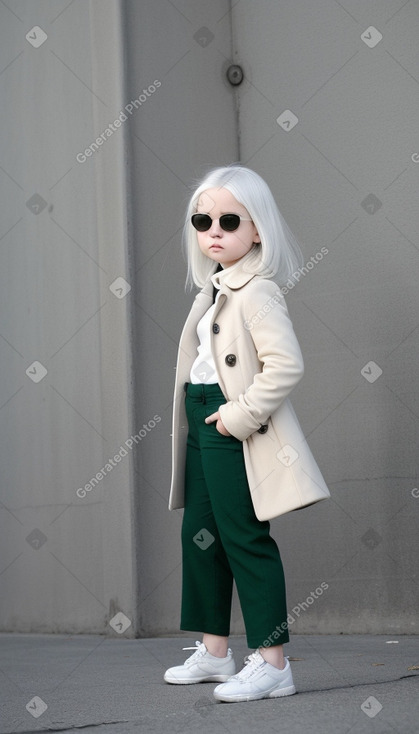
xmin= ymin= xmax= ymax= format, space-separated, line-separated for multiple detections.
xmin=165 ymin=165 xmax=329 ymax=703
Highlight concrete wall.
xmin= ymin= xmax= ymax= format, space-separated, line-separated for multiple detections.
xmin=0 ymin=0 xmax=237 ymax=636
xmin=0 ymin=0 xmax=138 ymax=633
xmin=0 ymin=0 xmax=418 ymax=637
xmin=230 ymin=0 xmax=419 ymax=634
xmin=123 ymin=0 xmax=239 ymax=636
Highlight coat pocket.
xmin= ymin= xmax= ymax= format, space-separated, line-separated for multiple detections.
xmin=242 ymin=399 xmax=330 ymax=521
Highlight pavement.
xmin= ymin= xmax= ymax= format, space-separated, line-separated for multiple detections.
xmin=0 ymin=633 xmax=418 ymax=734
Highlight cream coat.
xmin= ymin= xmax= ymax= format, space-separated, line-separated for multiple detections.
xmin=169 ymin=254 xmax=330 ymax=521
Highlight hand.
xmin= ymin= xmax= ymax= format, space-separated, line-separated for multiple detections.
xmin=204 ymin=410 xmax=231 ymax=436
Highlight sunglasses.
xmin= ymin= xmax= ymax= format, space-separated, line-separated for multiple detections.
xmin=191 ymin=212 xmax=252 ymax=232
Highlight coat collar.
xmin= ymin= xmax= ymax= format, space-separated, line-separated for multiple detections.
xmin=209 ymin=247 xmax=260 ymax=292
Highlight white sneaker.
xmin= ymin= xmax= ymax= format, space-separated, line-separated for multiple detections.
xmin=213 ymin=649 xmax=296 ymax=702
xmin=164 ymin=641 xmax=236 ymax=684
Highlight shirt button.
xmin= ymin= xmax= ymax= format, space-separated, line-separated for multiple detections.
xmin=212 ymin=323 xmax=220 ymax=334
xmin=225 ymin=354 xmax=236 ymax=366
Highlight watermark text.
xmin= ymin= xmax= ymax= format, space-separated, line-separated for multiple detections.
xmin=76 ymin=415 xmax=161 ymax=498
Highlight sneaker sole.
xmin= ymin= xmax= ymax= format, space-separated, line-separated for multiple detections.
xmin=164 ymin=673 xmax=233 ymax=685
xmin=214 ymin=684 xmax=296 ymax=702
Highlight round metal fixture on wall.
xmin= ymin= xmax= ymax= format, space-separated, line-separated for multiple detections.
xmin=226 ymin=64 xmax=244 ymax=86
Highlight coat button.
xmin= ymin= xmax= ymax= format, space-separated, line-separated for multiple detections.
xmin=258 ymin=424 xmax=268 ymax=434
xmin=212 ymin=323 xmax=220 ymax=334
xmin=225 ymin=354 xmax=236 ymax=366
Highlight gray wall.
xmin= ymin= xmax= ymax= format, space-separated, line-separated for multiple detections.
xmin=0 ymin=0 xmax=139 ymax=633
xmin=0 ymin=0 xmax=418 ymax=637
xmin=124 ymin=0 xmax=239 ymax=636
xmin=230 ymin=0 xmax=419 ymax=634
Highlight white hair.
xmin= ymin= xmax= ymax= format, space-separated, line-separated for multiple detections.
xmin=182 ymin=164 xmax=304 ymax=291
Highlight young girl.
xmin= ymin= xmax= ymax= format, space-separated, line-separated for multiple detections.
xmin=165 ymin=165 xmax=329 ymax=703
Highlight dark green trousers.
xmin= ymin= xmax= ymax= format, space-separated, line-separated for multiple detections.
xmin=180 ymin=382 xmax=289 ymax=649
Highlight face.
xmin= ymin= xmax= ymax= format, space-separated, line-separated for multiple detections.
xmin=194 ymin=187 xmax=260 ymax=269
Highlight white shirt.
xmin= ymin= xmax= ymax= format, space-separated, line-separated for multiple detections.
xmin=189 ymin=258 xmax=246 ymax=384
xmin=189 ymin=294 xmax=220 ymax=384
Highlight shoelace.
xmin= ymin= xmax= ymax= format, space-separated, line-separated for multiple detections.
xmin=234 ymin=651 xmax=289 ymax=681
xmin=232 ymin=650 xmax=265 ymax=681
xmin=181 ymin=641 xmax=206 ymax=665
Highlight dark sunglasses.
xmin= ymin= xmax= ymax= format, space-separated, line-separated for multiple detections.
xmin=191 ymin=212 xmax=252 ymax=232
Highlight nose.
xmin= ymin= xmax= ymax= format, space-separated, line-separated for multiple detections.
xmin=208 ymin=217 xmax=223 ymax=236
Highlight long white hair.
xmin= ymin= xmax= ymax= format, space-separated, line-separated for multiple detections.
xmin=183 ymin=164 xmax=304 ymax=291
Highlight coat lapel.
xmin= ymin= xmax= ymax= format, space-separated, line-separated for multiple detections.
xmin=176 ymin=252 xmax=258 ymax=384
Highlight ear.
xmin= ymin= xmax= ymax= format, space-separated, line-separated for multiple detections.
xmin=252 ymin=225 xmax=261 ymax=244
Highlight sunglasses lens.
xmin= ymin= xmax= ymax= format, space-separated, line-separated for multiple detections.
xmin=191 ymin=214 xmax=212 ymax=231
xmin=219 ymin=214 xmax=241 ymax=231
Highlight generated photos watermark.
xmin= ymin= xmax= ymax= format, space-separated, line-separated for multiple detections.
xmin=193 ymin=528 xmax=215 ymax=550
xmin=261 ymin=582 xmax=329 ymax=646
xmin=244 ymin=247 xmax=329 ymax=330
xmin=26 ymin=696 xmax=48 ymax=719
xmin=76 ymin=415 xmax=161 ymax=498
xmin=76 ymin=80 xmax=161 ymax=163
xmin=109 ymin=611 xmax=132 ymax=634
xmin=361 ymin=695 xmax=383 ymax=718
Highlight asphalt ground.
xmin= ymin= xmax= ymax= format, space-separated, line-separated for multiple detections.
xmin=1 ymin=633 xmax=418 ymax=734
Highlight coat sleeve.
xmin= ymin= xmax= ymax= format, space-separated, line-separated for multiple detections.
xmin=218 ymin=280 xmax=304 ymax=441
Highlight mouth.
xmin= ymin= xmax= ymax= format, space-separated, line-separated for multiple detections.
xmin=209 ymin=245 xmax=223 ymax=250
